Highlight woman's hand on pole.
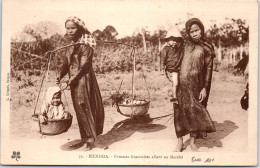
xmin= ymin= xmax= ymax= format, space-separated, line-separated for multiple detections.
xmin=199 ymin=88 xmax=207 ymax=102
xmin=60 ymin=82 xmax=68 ymax=91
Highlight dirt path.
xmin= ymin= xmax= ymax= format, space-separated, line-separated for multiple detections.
xmin=10 ymin=71 xmax=247 ymax=152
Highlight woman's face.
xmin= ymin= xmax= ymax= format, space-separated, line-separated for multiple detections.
xmin=65 ymin=21 xmax=78 ymax=39
xmin=189 ymin=24 xmax=202 ymax=42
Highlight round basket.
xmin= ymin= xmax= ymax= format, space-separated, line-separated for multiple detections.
xmin=31 ymin=113 xmax=73 ymax=135
xmin=116 ymin=100 xmax=150 ymax=117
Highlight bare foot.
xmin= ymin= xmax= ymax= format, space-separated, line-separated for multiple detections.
xmin=190 ymin=143 xmax=199 ymax=152
xmin=69 ymin=141 xmax=85 ymax=148
xmin=86 ymin=142 xmax=94 ymax=151
xmin=173 ymin=142 xmax=184 ymax=152
xmin=170 ymin=98 xmax=177 ymax=102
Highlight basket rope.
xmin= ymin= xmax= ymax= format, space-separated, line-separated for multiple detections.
xmin=41 ymin=53 xmax=52 ymax=101
xmin=115 ymin=46 xmax=151 ymax=117
xmin=33 ymin=54 xmax=51 ymax=115
xmin=13 ymin=41 xmax=150 ymax=119
xmin=131 ymin=47 xmax=135 ymax=117
xmin=32 ymin=50 xmax=69 ymax=133
xmin=38 ymin=53 xmax=52 ymax=132
xmin=141 ymin=70 xmax=151 ymax=102
xmin=52 ymin=52 xmax=71 ymax=112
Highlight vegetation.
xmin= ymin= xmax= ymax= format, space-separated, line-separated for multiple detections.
xmin=11 ymin=17 xmax=249 ymax=79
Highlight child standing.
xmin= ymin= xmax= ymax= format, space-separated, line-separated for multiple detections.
xmin=39 ymin=86 xmax=70 ymax=123
xmin=160 ymin=30 xmax=184 ymax=103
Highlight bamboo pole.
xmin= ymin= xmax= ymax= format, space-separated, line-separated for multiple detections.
xmin=229 ymin=48 xmax=233 ymax=64
xmin=12 ymin=40 xmax=138 ymax=59
xmin=217 ymin=40 xmax=222 ymax=62
xmin=11 ymin=47 xmax=48 ymax=60
xmin=233 ymin=48 xmax=236 ymax=64
xmin=142 ymin=33 xmax=147 ymax=54
xmin=131 ymin=48 xmax=136 ymax=116
xmin=158 ymin=38 xmax=161 ymax=52
xmin=240 ymin=44 xmax=243 ymax=60
xmin=96 ymin=40 xmax=138 ymax=48
xmin=132 ymin=48 xmax=136 ymax=101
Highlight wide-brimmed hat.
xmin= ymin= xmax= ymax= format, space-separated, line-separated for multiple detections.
xmin=164 ymin=28 xmax=183 ymax=42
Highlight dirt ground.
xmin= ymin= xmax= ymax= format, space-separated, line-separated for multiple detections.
xmin=10 ymin=70 xmax=248 ymax=152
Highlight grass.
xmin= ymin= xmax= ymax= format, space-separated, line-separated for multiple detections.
xmin=10 ymin=66 xmax=247 ymax=139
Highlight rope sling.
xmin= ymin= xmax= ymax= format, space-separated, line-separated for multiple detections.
xmin=30 ymin=51 xmax=72 ymax=135
xmin=113 ymin=46 xmax=151 ymax=117
xmin=12 ymin=41 xmax=151 ymax=128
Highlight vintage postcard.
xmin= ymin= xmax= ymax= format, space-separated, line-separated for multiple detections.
xmin=1 ymin=0 xmax=258 ymax=166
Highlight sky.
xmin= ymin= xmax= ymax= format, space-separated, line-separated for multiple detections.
xmin=4 ymin=0 xmax=255 ymax=39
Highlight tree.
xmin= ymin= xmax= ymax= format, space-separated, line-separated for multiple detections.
xmin=219 ymin=18 xmax=249 ymax=63
xmin=92 ymin=29 xmax=103 ymax=41
xmin=205 ymin=18 xmax=249 ymax=64
xmin=205 ymin=22 xmax=222 ymax=62
xmin=232 ymin=18 xmax=249 ymax=59
xmin=137 ymin=27 xmax=151 ymax=54
xmin=93 ymin=25 xmax=118 ymax=44
xmin=11 ymin=21 xmax=64 ymax=73
xmin=102 ymin=25 xmax=118 ymax=41
xmin=153 ymin=27 xmax=167 ymax=51
xmin=12 ymin=21 xmax=62 ymax=42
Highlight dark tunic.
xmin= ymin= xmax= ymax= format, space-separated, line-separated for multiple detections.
xmin=160 ymin=45 xmax=183 ymax=73
xmin=174 ymin=41 xmax=216 ymax=138
xmin=59 ymin=37 xmax=104 ymax=140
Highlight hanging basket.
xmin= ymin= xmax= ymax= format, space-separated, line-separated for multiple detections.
xmin=111 ymin=45 xmax=151 ymax=118
xmin=116 ymin=100 xmax=150 ymax=118
xmin=30 ymin=113 xmax=73 ymax=135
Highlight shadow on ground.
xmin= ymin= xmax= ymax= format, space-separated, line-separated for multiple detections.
xmin=183 ymin=120 xmax=239 ymax=149
xmin=61 ymin=115 xmax=237 ymax=151
xmin=95 ymin=114 xmax=167 ymax=149
xmin=60 ymin=114 xmax=167 ymax=151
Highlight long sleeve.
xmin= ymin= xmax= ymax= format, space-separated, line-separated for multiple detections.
xmin=204 ymin=52 xmax=214 ymax=92
xmin=160 ymin=47 xmax=167 ymax=71
xmin=69 ymin=45 xmax=94 ymax=85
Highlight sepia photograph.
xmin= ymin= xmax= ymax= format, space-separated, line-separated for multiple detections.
xmin=1 ymin=0 xmax=258 ymax=166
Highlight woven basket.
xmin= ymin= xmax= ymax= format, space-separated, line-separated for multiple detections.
xmin=31 ymin=113 xmax=73 ymax=135
xmin=116 ymin=101 xmax=150 ymax=117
